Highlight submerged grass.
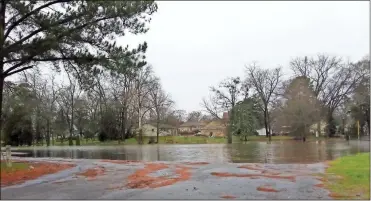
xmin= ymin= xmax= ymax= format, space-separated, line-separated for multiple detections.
xmin=325 ymin=153 xmax=370 ymax=200
xmin=9 ymin=135 xmax=332 ymax=148
xmin=0 ymin=161 xmax=29 ymax=173
xmin=1 ymin=161 xmax=75 ymax=187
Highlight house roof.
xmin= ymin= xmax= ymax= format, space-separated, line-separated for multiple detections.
xmin=179 ymin=121 xmax=207 ymax=127
xmin=201 ymin=120 xmax=226 ymax=130
xmin=148 ymin=123 xmax=176 ymax=129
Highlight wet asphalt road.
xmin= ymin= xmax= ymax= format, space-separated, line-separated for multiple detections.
xmin=1 ymin=157 xmax=332 ymax=200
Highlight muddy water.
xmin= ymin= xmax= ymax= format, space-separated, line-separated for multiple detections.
xmin=13 ymin=140 xmax=369 ymax=164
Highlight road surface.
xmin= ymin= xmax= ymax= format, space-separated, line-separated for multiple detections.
xmin=1 ymin=157 xmax=332 ymax=199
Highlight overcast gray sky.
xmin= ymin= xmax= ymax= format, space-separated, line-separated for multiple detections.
xmin=120 ymin=1 xmax=369 ymax=113
xmin=10 ymin=1 xmax=368 ymax=114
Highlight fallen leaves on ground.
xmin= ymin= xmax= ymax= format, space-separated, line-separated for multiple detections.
xmin=126 ymin=163 xmax=191 ymax=189
xmin=183 ymin=162 xmax=209 ymax=165
xmin=220 ymin=195 xmax=237 ymax=199
xmin=257 ymin=185 xmax=280 ymax=192
xmin=1 ymin=161 xmax=75 ymax=187
xmin=314 ymin=183 xmax=324 ymax=188
xmin=76 ymin=166 xmax=105 ymax=180
xmin=328 ymin=192 xmax=355 ymax=199
xmin=210 ymin=172 xmax=296 ymax=182
xmin=100 ymin=160 xmax=140 ymax=164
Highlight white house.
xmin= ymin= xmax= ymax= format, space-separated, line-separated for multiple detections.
xmin=256 ymin=128 xmax=266 ymax=136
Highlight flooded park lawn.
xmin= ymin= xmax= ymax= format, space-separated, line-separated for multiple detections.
xmin=11 ymin=139 xmax=370 ymax=164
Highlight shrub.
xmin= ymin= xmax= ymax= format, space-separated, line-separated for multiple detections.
xmin=98 ymin=130 xmax=108 ymax=142
xmin=75 ymin=136 xmax=81 ymax=146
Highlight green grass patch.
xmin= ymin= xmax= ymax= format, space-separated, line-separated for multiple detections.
xmin=325 ymin=153 xmax=370 ymax=200
xmin=0 ymin=161 xmax=29 ymax=173
xmin=245 ymin=135 xmax=293 ymax=141
xmin=10 ymin=135 xmax=316 ymax=148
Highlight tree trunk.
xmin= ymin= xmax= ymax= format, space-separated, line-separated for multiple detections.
xmin=263 ymin=108 xmax=271 ymax=141
xmin=227 ymin=109 xmax=233 ymax=144
xmin=51 ymin=129 xmax=54 ymax=146
xmin=69 ymin=95 xmax=74 ymax=146
xmin=365 ymin=108 xmax=370 ymax=135
xmin=327 ymin=111 xmax=336 ymax=138
xmin=46 ymin=119 xmax=50 ymax=146
xmin=0 ymin=0 xmax=6 ymax=142
xmin=317 ymin=121 xmax=321 ymax=137
xmin=0 ymin=75 xmax=3 ymax=140
xmin=138 ymin=107 xmax=143 ymax=144
xmin=35 ymin=108 xmax=41 ymax=145
xmin=156 ymin=113 xmax=160 ymax=143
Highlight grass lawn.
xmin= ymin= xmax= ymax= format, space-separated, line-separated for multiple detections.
xmin=10 ymin=135 xmax=331 ymax=148
xmin=245 ymin=135 xmax=293 ymax=141
xmin=0 ymin=161 xmax=29 ymax=173
xmin=325 ymin=153 xmax=370 ymax=200
xmin=51 ymin=136 xmax=228 ymax=145
xmin=21 ymin=135 xmax=298 ymax=147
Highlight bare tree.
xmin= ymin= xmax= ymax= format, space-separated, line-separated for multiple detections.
xmin=163 ymin=109 xmax=186 ymax=127
xmin=186 ymin=111 xmax=203 ymax=122
xmin=290 ymin=54 xmax=365 ymax=137
xmin=201 ymin=95 xmax=224 ymax=120
xmin=202 ymin=77 xmax=247 ymax=143
xmin=149 ymin=78 xmax=173 ymax=143
xmin=133 ymin=65 xmax=156 ymax=144
xmin=110 ymin=68 xmax=137 ymax=142
xmin=42 ymin=73 xmax=58 ymax=146
xmin=57 ymin=68 xmax=82 ymax=146
xmin=245 ymin=63 xmax=282 ymax=141
xmin=21 ymin=67 xmax=46 ymax=145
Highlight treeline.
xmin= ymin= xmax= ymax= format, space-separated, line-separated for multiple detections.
xmin=0 ymin=1 xmax=183 ymax=146
xmin=2 ymin=64 xmax=182 ymax=146
xmin=203 ymin=55 xmax=370 ymax=142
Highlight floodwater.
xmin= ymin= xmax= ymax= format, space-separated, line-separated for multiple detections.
xmin=13 ymin=140 xmax=370 ymax=164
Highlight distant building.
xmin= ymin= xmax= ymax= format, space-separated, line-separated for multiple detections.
xmin=256 ymin=128 xmax=266 ymax=136
xmin=179 ymin=122 xmax=207 ymax=133
xmin=200 ymin=120 xmax=227 ymax=137
xmin=309 ymin=121 xmax=328 ymax=136
xmin=200 ymin=112 xmax=229 ymax=137
xmin=142 ymin=123 xmax=178 ymax=136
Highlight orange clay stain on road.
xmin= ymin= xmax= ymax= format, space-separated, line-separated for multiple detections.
xmin=257 ymin=185 xmax=280 ymax=192
xmin=220 ymin=195 xmax=237 ymax=199
xmin=211 ymin=172 xmax=296 ymax=182
xmin=1 ymin=161 xmax=75 ymax=187
xmin=328 ymin=192 xmax=355 ymax=199
xmin=184 ymin=162 xmax=209 ymax=165
xmin=100 ymin=160 xmax=140 ymax=164
xmin=76 ymin=166 xmax=105 ymax=180
xmin=316 ymin=176 xmax=327 ymax=182
xmin=126 ymin=163 xmax=191 ymax=189
xmin=105 ymin=184 xmax=125 ymax=191
xmin=238 ymin=164 xmax=282 ymax=176
xmin=314 ymin=183 xmax=324 ymax=188
xmin=238 ymin=164 xmax=263 ymax=171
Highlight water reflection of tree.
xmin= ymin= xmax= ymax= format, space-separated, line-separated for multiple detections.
xmin=264 ymin=141 xmax=328 ymax=163
xmin=230 ymin=142 xmax=264 ymax=163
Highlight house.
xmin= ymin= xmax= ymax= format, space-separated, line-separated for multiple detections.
xmin=200 ymin=120 xmax=227 ymax=137
xmin=142 ymin=123 xmax=178 ymax=137
xmin=256 ymin=128 xmax=266 ymax=136
xmin=179 ymin=121 xmax=207 ymax=133
xmin=199 ymin=112 xmax=230 ymax=137
xmin=310 ymin=121 xmax=328 ymax=137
